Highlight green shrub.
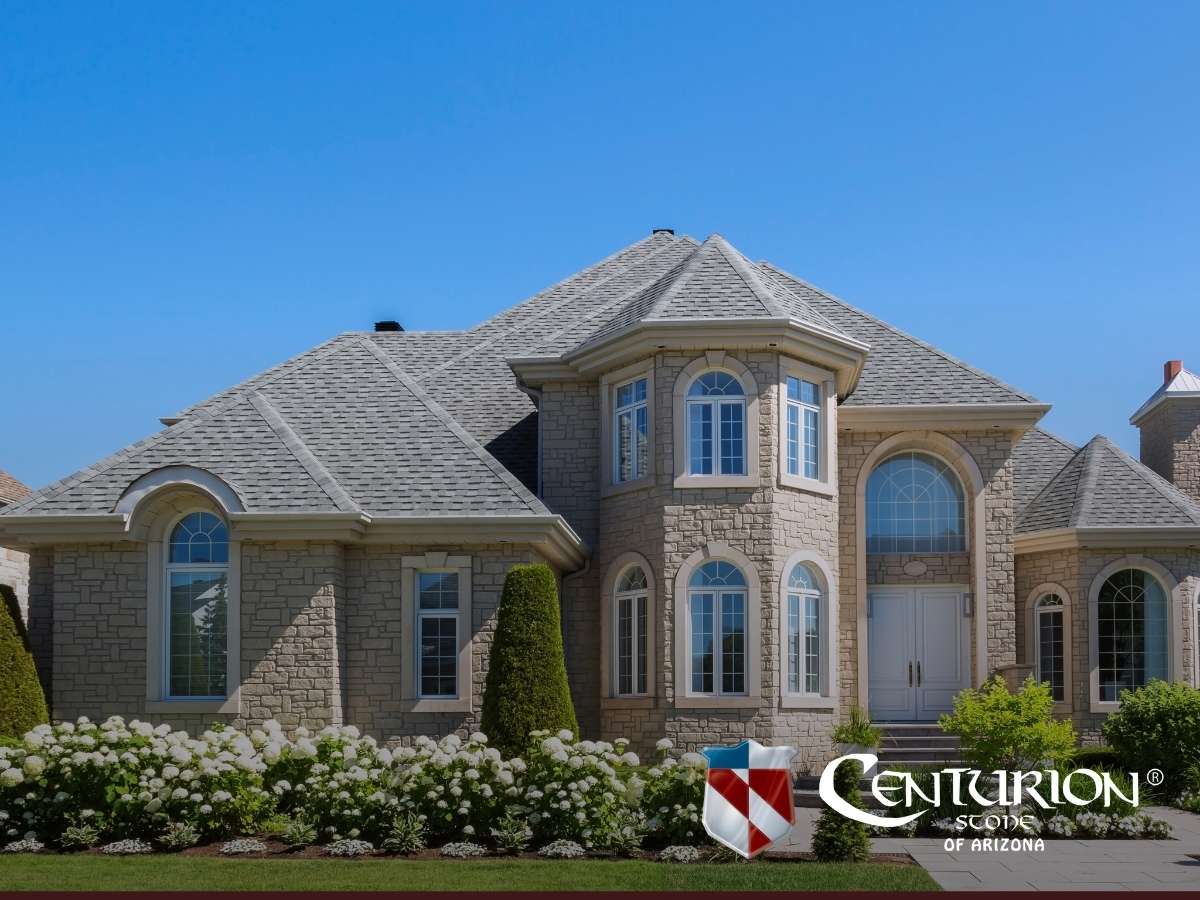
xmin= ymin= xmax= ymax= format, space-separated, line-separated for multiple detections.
xmin=1071 ymin=745 xmax=1121 ymax=770
xmin=811 ymin=757 xmax=871 ymax=862
xmin=0 ymin=584 xmax=48 ymax=740
xmin=480 ymin=564 xmax=578 ymax=756
xmin=1102 ymin=680 xmax=1200 ymax=796
xmin=939 ymin=675 xmax=1075 ymax=771
xmin=380 ymin=813 xmax=426 ymax=854
xmin=831 ymin=706 xmax=881 ymax=748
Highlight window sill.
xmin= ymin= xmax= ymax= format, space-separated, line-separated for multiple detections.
xmin=778 ymin=473 xmax=836 ymax=498
xmin=780 ymin=694 xmax=838 ymax=710
xmin=146 ymin=698 xmax=238 ymax=715
xmin=400 ymin=698 xmax=472 ymax=713
xmin=673 ymin=474 xmax=758 ymax=490
xmin=601 ymin=696 xmax=655 ymax=710
xmin=674 ymin=694 xmax=760 ymax=710
xmin=601 ymin=476 xmax=655 ymax=499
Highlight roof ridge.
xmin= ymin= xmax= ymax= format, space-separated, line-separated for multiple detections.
xmin=419 ymin=236 xmax=686 ymax=382
xmin=1069 ymin=438 xmax=1103 ymax=528
xmin=2 ymin=340 xmax=369 ymax=516
xmin=1033 ymin=426 xmax=1078 ymax=454
xmin=511 ymin=239 xmax=698 ymax=358
xmin=1096 ymin=435 xmax=1200 ymax=526
xmin=710 ymin=235 xmax=786 ymax=319
xmin=471 ymin=232 xmax=668 ymax=331
xmin=358 ymin=337 xmax=548 ymax=515
xmin=643 ymin=241 xmax=705 ymax=319
xmin=759 ymin=261 xmax=1038 ymax=404
xmin=248 ymin=392 xmax=359 ymax=513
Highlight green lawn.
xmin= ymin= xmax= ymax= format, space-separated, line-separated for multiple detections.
xmin=0 ymin=855 xmax=939 ymax=892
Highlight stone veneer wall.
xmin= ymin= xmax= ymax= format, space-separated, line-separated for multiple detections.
xmin=0 ymin=544 xmax=29 ymax=619
xmin=341 ymin=543 xmax=546 ymax=742
xmin=1015 ymin=547 xmax=1200 ymax=741
xmin=836 ymin=429 xmax=1017 ymax=709
xmin=1137 ymin=398 xmax=1200 ymax=504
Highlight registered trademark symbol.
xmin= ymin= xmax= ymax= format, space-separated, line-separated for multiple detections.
xmin=1147 ymin=768 xmax=1164 ymax=786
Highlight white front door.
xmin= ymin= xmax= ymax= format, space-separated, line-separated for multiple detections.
xmin=868 ymin=586 xmax=969 ymax=721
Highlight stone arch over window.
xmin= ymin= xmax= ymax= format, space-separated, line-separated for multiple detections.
xmin=673 ymin=543 xmax=761 ymax=708
xmin=779 ymin=550 xmax=838 ymax=709
xmin=672 ymin=352 xmax=760 ymax=489
xmin=853 ymin=431 xmax=987 ymax=714
xmin=600 ymin=552 xmax=657 ymax=703
xmin=1087 ymin=557 xmax=1183 ymax=712
xmin=118 ymin=465 xmax=245 ymax=541
xmin=1025 ymin=582 xmax=1072 ymax=708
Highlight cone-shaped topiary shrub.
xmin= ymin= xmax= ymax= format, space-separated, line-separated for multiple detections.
xmin=811 ymin=756 xmax=871 ymax=862
xmin=480 ymin=564 xmax=578 ymax=756
xmin=0 ymin=583 xmax=48 ymax=740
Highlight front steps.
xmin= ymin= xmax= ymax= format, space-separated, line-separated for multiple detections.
xmin=792 ymin=721 xmax=965 ymax=808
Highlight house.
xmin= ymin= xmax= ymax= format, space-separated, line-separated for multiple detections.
xmin=0 ymin=467 xmax=32 ymax=618
xmin=1 ymin=230 xmax=1197 ymax=763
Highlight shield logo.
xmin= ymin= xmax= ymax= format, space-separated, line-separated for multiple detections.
xmin=701 ymin=739 xmax=797 ymax=858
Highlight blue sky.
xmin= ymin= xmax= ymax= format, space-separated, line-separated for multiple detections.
xmin=2 ymin=2 xmax=1198 ymax=489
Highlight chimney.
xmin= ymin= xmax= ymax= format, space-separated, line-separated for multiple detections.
xmin=652 ymin=227 xmax=674 ymax=235
xmin=1165 ymin=359 xmax=1183 ymax=385
xmin=374 ymin=320 xmax=403 ymax=333
xmin=1135 ymin=358 xmax=1200 ymax=503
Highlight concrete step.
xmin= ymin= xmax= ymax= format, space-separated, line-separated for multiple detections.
xmin=875 ymin=723 xmax=948 ymax=739
xmin=794 ymin=788 xmax=886 ymax=809
xmin=876 ymin=747 xmax=964 ymax=763
xmin=880 ymin=734 xmax=960 ymax=748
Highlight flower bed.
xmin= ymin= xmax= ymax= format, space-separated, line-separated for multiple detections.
xmin=0 ymin=717 xmax=708 ymax=857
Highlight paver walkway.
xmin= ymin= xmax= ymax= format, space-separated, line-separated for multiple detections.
xmin=775 ymin=806 xmax=1200 ymax=890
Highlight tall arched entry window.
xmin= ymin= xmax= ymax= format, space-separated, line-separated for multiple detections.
xmin=165 ymin=511 xmax=230 ymax=700
xmin=866 ymin=452 xmax=966 ymax=554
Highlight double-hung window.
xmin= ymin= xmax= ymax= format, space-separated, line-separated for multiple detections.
xmin=165 ymin=512 xmax=230 ymax=700
xmin=686 ymin=372 xmax=746 ymax=476
xmin=614 ymin=566 xmax=649 ymax=696
xmin=786 ymin=563 xmax=822 ymax=696
xmin=785 ymin=376 xmax=821 ymax=480
xmin=614 ymin=377 xmax=649 ymax=484
xmin=417 ymin=571 xmax=459 ymax=698
xmin=687 ymin=561 xmax=747 ymax=695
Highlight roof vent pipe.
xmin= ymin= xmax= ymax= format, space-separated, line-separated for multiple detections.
xmin=374 ymin=320 xmax=403 ymax=332
xmin=1165 ymin=359 xmax=1184 ymax=385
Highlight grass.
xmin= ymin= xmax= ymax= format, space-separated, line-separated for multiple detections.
xmin=0 ymin=855 xmax=939 ymax=892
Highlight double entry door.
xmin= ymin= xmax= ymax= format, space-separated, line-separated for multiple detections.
xmin=867 ymin=586 xmax=969 ymax=721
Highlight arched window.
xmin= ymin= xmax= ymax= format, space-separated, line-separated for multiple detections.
xmin=1097 ymin=569 xmax=1168 ymax=701
xmin=165 ymin=512 xmax=229 ymax=699
xmin=686 ymin=372 xmax=746 ymax=476
xmin=786 ymin=563 xmax=824 ymax=696
xmin=1034 ymin=594 xmax=1065 ymax=702
xmin=866 ymin=452 xmax=966 ymax=553
xmin=687 ymin=560 xmax=747 ymax=695
xmin=613 ymin=565 xmax=649 ymax=696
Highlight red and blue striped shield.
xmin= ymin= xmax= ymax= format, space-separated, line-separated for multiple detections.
xmin=701 ymin=739 xmax=796 ymax=858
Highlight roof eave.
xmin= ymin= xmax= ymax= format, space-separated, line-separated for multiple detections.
xmin=1130 ymin=390 xmax=1200 ymax=427
xmin=1015 ymin=525 xmax=1200 ymax=554
xmin=510 ymin=318 xmax=869 ymax=395
xmin=839 ymin=402 xmax=1051 ymax=432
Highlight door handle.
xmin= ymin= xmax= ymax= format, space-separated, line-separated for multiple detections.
xmin=908 ymin=661 xmax=913 ymax=687
xmin=917 ymin=661 xmax=922 ymax=686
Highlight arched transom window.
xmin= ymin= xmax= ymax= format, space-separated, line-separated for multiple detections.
xmin=866 ymin=452 xmax=966 ymax=553
xmin=686 ymin=372 xmax=746 ymax=476
xmin=1097 ymin=569 xmax=1168 ymax=701
xmin=687 ymin=560 xmax=747 ymax=695
xmin=786 ymin=563 xmax=824 ymax=696
xmin=1034 ymin=594 xmax=1065 ymax=702
xmin=165 ymin=512 xmax=229 ymax=699
xmin=614 ymin=565 xmax=649 ymax=696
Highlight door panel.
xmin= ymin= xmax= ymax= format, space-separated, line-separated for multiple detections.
xmin=867 ymin=588 xmax=916 ymax=721
xmin=914 ymin=589 xmax=968 ymax=721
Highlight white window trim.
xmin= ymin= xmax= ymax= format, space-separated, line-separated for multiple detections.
xmin=672 ymin=352 xmax=760 ymax=489
xmin=778 ymin=358 xmax=837 ymax=497
xmin=146 ymin=507 xmax=241 ymax=715
xmin=401 ymin=553 xmax=473 ymax=713
xmin=673 ymin=543 xmax=761 ymax=708
xmin=1087 ymin=557 xmax=1182 ymax=714
xmin=600 ymin=552 xmax=657 ymax=709
xmin=779 ymin=550 xmax=838 ymax=709
xmin=1025 ymin=582 xmax=1072 ymax=713
xmin=600 ymin=361 xmax=656 ymax=497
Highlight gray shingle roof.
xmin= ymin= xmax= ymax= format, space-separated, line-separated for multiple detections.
xmin=7 ymin=230 xmax=1051 ymax=521
xmin=759 ymin=263 xmax=1038 ymax=406
xmin=1012 ymin=427 xmax=1078 ymax=517
xmin=1017 ymin=434 xmax=1200 ymax=533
